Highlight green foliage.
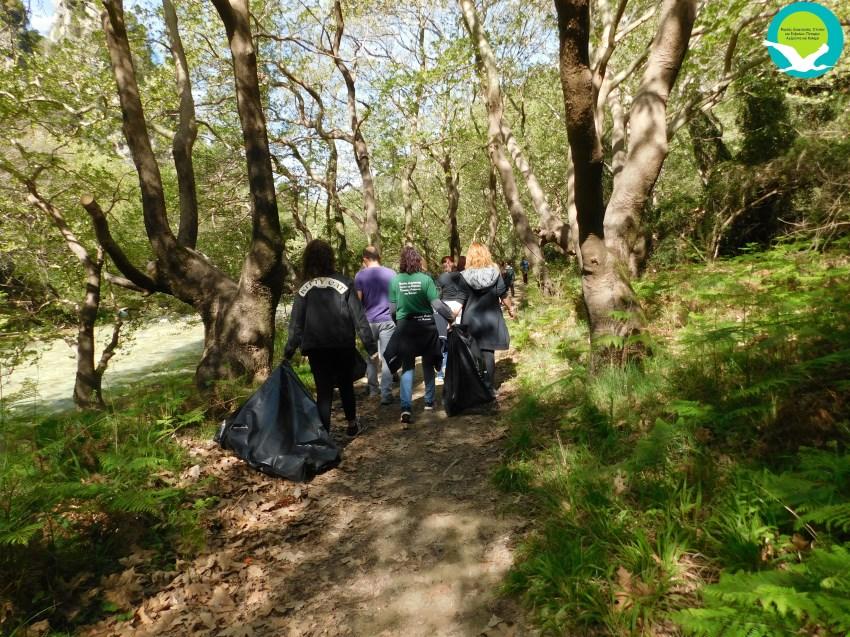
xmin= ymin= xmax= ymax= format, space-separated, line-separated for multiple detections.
xmin=675 ymin=546 xmax=850 ymax=636
xmin=736 ymin=73 xmax=796 ymax=166
xmin=0 ymin=360 xmax=212 ymax=633
xmin=499 ymin=246 xmax=850 ymax=635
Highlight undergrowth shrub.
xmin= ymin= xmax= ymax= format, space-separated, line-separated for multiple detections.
xmin=0 ymin=359 xmax=214 ymax=634
xmin=500 ymin=244 xmax=850 ymax=635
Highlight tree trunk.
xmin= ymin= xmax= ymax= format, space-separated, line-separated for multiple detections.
xmin=608 ymin=85 xmax=627 ymax=184
xmin=555 ymin=0 xmax=640 ymax=346
xmin=162 ymin=0 xmax=198 ymax=248
xmin=565 ymin=156 xmax=581 ymax=267
xmin=438 ymin=153 xmax=462 ymax=260
xmin=203 ymin=0 xmax=284 ymax=385
xmin=10 ymin=183 xmax=126 ymax=408
xmin=555 ymin=0 xmax=696 ymax=352
xmin=603 ymin=0 xmax=697 ymax=276
xmin=459 ymin=0 xmax=551 ymax=290
xmin=325 ymin=140 xmax=349 ymax=270
xmin=73 ymin=249 xmax=105 ymax=407
xmin=330 ymin=0 xmax=380 ymax=251
xmin=100 ymin=0 xmax=284 ymax=386
xmin=289 ymin=187 xmax=313 ymax=243
xmin=500 ymin=119 xmax=568 ymax=253
xmin=485 ymin=161 xmax=499 ymax=251
xmin=401 ymin=159 xmax=416 ymax=247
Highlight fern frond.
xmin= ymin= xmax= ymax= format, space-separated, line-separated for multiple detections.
xmin=0 ymin=520 xmax=43 ymax=546
xmin=798 ymin=503 xmax=850 ymax=533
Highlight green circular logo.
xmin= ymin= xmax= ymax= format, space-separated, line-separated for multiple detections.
xmin=765 ymin=2 xmax=844 ymax=78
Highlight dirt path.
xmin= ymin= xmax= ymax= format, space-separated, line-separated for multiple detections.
xmin=83 ymin=355 xmax=532 ymax=637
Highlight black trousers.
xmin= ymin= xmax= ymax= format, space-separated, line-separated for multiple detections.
xmin=307 ymin=348 xmax=356 ymax=430
xmin=481 ymin=349 xmax=496 ymax=390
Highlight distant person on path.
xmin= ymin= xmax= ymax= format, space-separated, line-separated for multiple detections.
xmin=519 ymin=257 xmax=529 ymax=284
xmin=461 ymin=243 xmax=515 ymax=394
xmin=435 ymin=255 xmax=467 ymax=383
xmin=501 ymin=261 xmax=515 ymax=298
xmin=389 ymin=246 xmax=455 ymax=424
xmin=355 ymin=246 xmax=396 ymax=405
xmin=284 ymin=239 xmax=377 ymax=437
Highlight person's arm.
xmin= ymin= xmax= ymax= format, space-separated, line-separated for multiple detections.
xmin=354 ymin=272 xmax=364 ymax=301
xmin=501 ymin=294 xmax=516 ymax=319
xmin=284 ymin=293 xmax=306 ymax=358
xmin=347 ymin=289 xmax=377 ymax=356
xmin=431 ymin=298 xmax=455 ymax=322
xmin=388 ymin=276 xmax=398 ymax=322
xmin=425 ymin=277 xmax=453 ymax=321
xmin=496 ymin=275 xmax=516 ymax=319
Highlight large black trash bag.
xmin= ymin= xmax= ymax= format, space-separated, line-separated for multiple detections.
xmin=443 ymin=325 xmax=495 ymax=416
xmin=214 ymin=362 xmax=340 ymax=481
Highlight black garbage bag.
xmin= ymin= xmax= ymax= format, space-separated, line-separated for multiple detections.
xmin=443 ymin=325 xmax=495 ymax=416
xmin=215 ymin=362 xmax=340 ymax=481
xmin=352 ymin=351 xmax=367 ymax=382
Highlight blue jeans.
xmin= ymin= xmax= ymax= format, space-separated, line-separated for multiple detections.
xmin=437 ymin=338 xmax=448 ymax=379
xmin=400 ymin=359 xmax=435 ymax=412
xmin=366 ymin=320 xmax=395 ymax=401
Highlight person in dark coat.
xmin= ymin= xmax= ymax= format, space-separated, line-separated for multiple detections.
xmin=435 ymin=255 xmax=466 ymax=384
xmin=284 ymin=240 xmax=377 ymax=437
xmin=460 ymin=242 xmax=515 ymax=393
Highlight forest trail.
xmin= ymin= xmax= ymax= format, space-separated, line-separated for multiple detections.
xmin=83 ymin=330 xmax=532 ymax=636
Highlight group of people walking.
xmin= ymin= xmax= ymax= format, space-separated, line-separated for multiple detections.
xmin=283 ymin=239 xmax=517 ymax=434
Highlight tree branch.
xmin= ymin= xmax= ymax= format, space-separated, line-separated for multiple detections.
xmin=80 ymin=194 xmax=165 ymax=293
xmin=162 ymin=0 xmax=199 ymax=248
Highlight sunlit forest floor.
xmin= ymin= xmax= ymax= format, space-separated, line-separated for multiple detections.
xmin=2 ymin=242 xmax=850 ymax=636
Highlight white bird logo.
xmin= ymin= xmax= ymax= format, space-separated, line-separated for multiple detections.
xmin=763 ymin=40 xmax=831 ymax=73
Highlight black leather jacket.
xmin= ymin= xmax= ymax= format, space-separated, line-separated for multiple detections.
xmin=284 ymin=274 xmax=377 ymax=357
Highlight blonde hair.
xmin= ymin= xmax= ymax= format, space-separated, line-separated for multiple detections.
xmin=465 ymin=242 xmax=495 ymax=269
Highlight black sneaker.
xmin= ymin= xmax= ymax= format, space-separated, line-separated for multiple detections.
xmin=400 ymin=411 xmax=412 ymax=424
xmin=424 ymin=403 xmax=434 ymax=411
xmin=346 ymin=417 xmax=364 ymax=438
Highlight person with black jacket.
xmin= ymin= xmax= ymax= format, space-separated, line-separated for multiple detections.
xmin=284 ymin=240 xmax=377 ymax=437
xmin=460 ymin=242 xmax=515 ymax=394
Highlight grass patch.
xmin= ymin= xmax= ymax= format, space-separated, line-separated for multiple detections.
xmin=500 ymin=244 xmax=850 ymax=635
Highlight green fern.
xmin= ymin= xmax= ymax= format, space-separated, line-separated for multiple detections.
xmin=799 ymin=504 xmax=850 ymax=534
xmin=0 ymin=520 xmax=44 ymax=546
xmin=106 ymin=487 xmax=181 ymax=515
xmin=674 ymin=546 xmax=850 ymax=636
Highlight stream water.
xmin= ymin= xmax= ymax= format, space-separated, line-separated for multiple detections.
xmin=1 ymin=316 xmax=205 ymax=413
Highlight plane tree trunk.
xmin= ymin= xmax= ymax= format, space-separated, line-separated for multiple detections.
xmin=554 ymin=0 xmax=696 ymax=351
xmin=95 ymin=0 xmax=284 ymax=387
xmin=602 ymin=0 xmax=697 ymax=277
xmin=458 ymin=0 xmax=553 ymax=292
xmin=329 ymin=0 xmax=380 ymax=251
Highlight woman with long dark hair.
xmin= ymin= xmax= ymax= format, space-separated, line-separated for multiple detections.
xmin=284 ymin=239 xmax=377 ymax=436
xmin=388 ymin=246 xmax=454 ymax=424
